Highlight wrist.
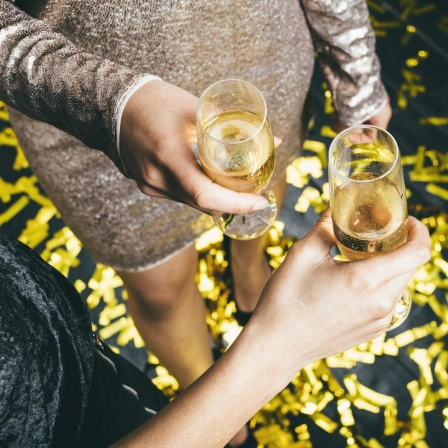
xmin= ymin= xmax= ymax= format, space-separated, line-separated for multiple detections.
xmin=115 ymin=74 xmax=162 ymax=177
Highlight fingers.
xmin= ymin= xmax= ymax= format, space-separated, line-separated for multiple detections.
xmin=305 ymin=208 xmax=336 ymax=253
xmin=351 ymin=216 xmax=430 ymax=282
xmin=279 ymin=208 xmax=336 ymax=272
xmin=193 ymin=183 xmax=271 ymax=215
xmin=363 ymin=97 xmax=392 ymax=129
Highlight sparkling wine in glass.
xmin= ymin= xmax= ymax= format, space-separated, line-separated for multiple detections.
xmin=328 ymin=125 xmax=411 ymax=331
xmin=196 ymin=79 xmax=277 ymax=240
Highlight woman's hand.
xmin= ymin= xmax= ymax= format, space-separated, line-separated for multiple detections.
xmin=332 ymin=96 xmax=393 ymax=134
xmin=247 ymin=209 xmax=431 ymax=382
xmin=119 ymin=80 xmax=270 ymax=215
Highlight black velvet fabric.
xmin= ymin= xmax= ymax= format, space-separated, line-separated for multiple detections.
xmin=0 ymin=232 xmax=169 ymax=447
xmin=0 ymin=231 xmax=94 ymax=446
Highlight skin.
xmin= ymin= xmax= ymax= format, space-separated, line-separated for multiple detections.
xmin=111 ymin=211 xmax=431 ymax=448
xmin=118 ymin=80 xmax=394 ymax=446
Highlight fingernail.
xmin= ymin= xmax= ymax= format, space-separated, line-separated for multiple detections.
xmin=251 ymin=199 xmax=269 ymax=211
xmin=274 ymin=136 xmax=282 ymax=147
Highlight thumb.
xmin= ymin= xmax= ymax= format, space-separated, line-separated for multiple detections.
xmin=303 ymin=208 xmax=336 ymax=255
xmin=196 ymin=182 xmax=271 ymax=215
xmin=283 ymin=208 xmax=336 ymax=267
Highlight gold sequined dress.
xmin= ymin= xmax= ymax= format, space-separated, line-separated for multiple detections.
xmin=0 ymin=0 xmax=387 ymax=270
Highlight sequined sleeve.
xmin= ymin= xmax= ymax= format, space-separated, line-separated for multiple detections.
xmin=301 ymin=0 xmax=388 ymax=125
xmin=0 ymin=0 xmax=149 ymax=175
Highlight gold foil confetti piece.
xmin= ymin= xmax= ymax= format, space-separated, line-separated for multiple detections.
xmin=400 ymin=69 xmax=426 ymax=98
xmin=400 ymin=24 xmax=416 ymax=45
xmin=73 ymin=279 xmax=86 ymax=293
xmin=369 ymin=15 xmax=401 ymax=37
xmin=433 ymin=323 xmax=448 ymax=340
xmin=342 ymin=348 xmax=376 ymax=364
xmin=12 ymin=145 xmax=28 ymax=170
xmin=87 ymin=265 xmax=122 ymax=308
xmin=220 ymin=323 xmax=242 ymax=346
xmin=397 ymin=91 xmax=408 ymax=109
xmin=265 ymin=245 xmax=284 ymax=258
xmin=420 ymin=116 xmax=448 ymax=125
xmin=381 ymin=338 xmax=399 ymax=356
xmin=345 ymin=374 xmax=397 ymax=407
xmin=0 ymin=178 xmax=13 ymax=202
xmin=438 ymin=16 xmax=448 ymax=34
xmin=0 ymin=127 xmax=19 ymax=146
xmin=47 ymin=248 xmax=80 ymax=277
xmin=321 ymin=125 xmax=338 ymax=139
xmin=287 ymin=156 xmax=323 ymax=188
xmin=367 ymin=1 xmax=386 ymax=13
xmin=434 ymin=351 xmax=448 ymax=385
xmin=195 ymin=226 xmax=223 ymax=251
xmin=384 ymin=406 xmax=398 ymax=435
xmin=0 ymin=102 xmax=9 ymax=121
xmin=337 ymin=398 xmax=355 ymax=427
xmin=310 ymin=412 xmax=338 ymax=433
xmin=426 ymin=183 xmax=448 ymax=201
xmin=116 ymin=324 xmax=144 ymax=348
xmin=416 ymin=342 xmax=444 ymax=380
xmin=108 ymin=345 xmax=120 ymax=354
xmin=427 ymin=295 xmax=446 ymax=321
xmin=98 ymin=316 xmax=130 ymax=339
xmin=98 ymin=303 xmax=127 ymax=326
xmin=323 ymin=87 xmax=335 ymax=115
xmin=302 ymin=139 xmax=328 ymax=168
xmin=406 ymin=58 xmax=419 ymax=67
xmin=0 ymin=196 xmax=29 ymax=225
xmin=353 ymin=398 xmax=381 ymax=413
xmin=413 ymin=4 xmax=437 ymax=15
xmin=198 ymin=271 xmax=214 ymax=293
xmin=151 ymin=365 xmax=179 ymax=396
xmin=369 ymin=333 xmax=386 ymax=356
xmin=294 ymin=423 xmax=311 ymax=442
xmin=18 ymin=206 xmax=57 ymax=248
xmin=295 ymin=187 xmax=327 ymax=214
xmin=315 ymin=391 xmax=335 ymax=413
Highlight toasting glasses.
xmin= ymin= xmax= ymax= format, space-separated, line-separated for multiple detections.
xmin=329 ymin=125 xmax=411 ymax=331
xmin=196 ymin=79 xmax=277 ymax=240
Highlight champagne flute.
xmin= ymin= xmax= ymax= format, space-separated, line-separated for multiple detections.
xmin=328 ymin=125 xmax=411 ymax=331
xmin=196 ymin=79 xmax=277 ymax=240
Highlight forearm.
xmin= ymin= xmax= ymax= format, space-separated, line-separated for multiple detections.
xmin=111 ymin=321 xmax=301 ymax=448
xmin=0 ymin=1 xmax=147 ymax=173
xmin=301 ymin=0 xmax=388 ymax=125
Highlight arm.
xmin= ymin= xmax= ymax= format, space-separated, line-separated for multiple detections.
xmin=301 ymin=0 xmax=392 ymax=128
xmin=112 ymin=211 xmax=430 ymax=447
xmin=0 ymin=0 xmax=145 ymax=173
xmin=0 ymin=1 xmax=268 ymax=215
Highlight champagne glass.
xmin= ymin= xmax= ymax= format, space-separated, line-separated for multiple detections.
xmin=196 ymin=79 xmax=277 ymax=240
xmin=328 ymin=125 xmax=411 ymax=331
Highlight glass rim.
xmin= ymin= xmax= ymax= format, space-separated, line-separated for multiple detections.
xmin=328 ymin=124 xmax=400 ymax=183
xmin=196 ymin=78 xmax=268 ymax=145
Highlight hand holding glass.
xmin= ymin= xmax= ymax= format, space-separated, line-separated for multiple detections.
xmin=196 ymin=79 xmax=277 ymax=240
xmin=329 ymin=125 xmax=411 ymax=331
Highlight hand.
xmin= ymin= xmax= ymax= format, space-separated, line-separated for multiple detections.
xmin=247 ymin=209 xmax=431 ymax=382
xmin=119 ymin=80 xmax=270 ymax=215
xmin=332 ymin=96 xmax=393 ymax=134
xmin=363 ymin=96 xmax=393 ymax=129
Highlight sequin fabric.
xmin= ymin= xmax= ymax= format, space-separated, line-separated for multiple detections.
xmin=0 ymin=0 xmax=386 ymax=270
